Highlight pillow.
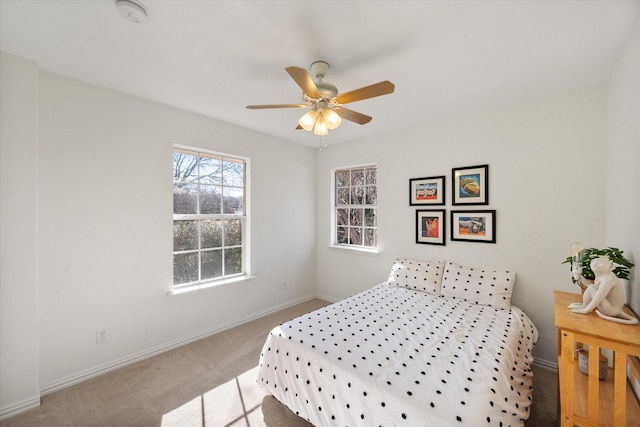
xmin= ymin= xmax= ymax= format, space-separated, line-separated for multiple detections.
xmin=440 ymin=261 xmax=514 ymax=309
xmin=387 ymin=259 xmax=445 ymax=295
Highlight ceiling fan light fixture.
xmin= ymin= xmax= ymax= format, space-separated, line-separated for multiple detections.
xmin=325 ymin=109 xmax=342 ymax=130
xmin=313 ymin=112 xmax=329 ymax=136
xmin=298 ymin=110 xmax=318 ymax=131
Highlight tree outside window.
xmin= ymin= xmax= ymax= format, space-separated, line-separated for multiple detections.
xmin=335 ymin=166 xmax=377 ymax=248
xmin=173 ymin=148 xmax=246 ymax=288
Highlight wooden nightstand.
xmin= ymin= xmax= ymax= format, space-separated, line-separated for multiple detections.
xmin=554 ymin=290 xmax=640 ymax=426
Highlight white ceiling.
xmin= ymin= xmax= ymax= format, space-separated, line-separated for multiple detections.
xmin=1 ymin=0 xmax=639 ymax=147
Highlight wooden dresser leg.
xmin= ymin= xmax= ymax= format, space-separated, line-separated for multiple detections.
xmin=559 ymin=331 xmax=575 ymax=426
xmin=613 ymin=352 xmax=627 ymax=426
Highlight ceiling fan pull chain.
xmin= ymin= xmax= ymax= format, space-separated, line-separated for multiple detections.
xmin=319 ymin=134 xmax=328 ymax=151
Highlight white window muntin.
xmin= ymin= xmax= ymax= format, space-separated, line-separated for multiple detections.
xmin=173 ymin=146 xmax=249 ymax=289
xmin=333 ymin=164 xmax=377 ymax=249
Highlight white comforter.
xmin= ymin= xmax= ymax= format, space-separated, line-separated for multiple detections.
xmin=257 ymin=283 xmax=538 ymax=426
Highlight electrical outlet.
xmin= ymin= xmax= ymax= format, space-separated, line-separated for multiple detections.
xmin=276 ymin=282 xmax=288 ymax=292
xmin=96 ymin=330 xmax=107 ymax=344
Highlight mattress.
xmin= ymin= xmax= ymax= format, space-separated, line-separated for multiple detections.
xmin=257 ymin=282 xmax=539 ymax=426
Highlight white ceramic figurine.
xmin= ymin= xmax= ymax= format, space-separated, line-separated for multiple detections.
xmin=568 ymin=256 xmax=638 ymax=325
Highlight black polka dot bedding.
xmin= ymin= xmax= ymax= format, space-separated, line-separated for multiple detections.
xmin=257 ymin=282 xmax=538 ymax=426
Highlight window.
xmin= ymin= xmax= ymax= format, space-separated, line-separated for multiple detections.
xmin=173 ymin=148 xmax=247 ymax=289
xmin=334 ymin=165 xmax=377 ymax=248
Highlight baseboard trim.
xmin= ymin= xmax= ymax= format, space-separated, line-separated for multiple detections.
xmin=315 ymin=292 xmax=339 ymax=303
xmin=0 ymin=396 xmax=41 ymax=421
xmin=533 ymin=358 xmax=558 ymax=373
xmin=39 ymin=293 xmax=317 ymax=397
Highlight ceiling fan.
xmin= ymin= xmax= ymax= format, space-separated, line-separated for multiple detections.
xmin=246 ymin=61 xmax=395 ymax=136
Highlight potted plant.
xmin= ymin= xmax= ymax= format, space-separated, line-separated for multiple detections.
xmin=563 ymin=246 xmax=634 ymax=292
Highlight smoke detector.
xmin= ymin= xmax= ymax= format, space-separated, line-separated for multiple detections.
xmin=115 ymin=0 xmax=147 ymax=23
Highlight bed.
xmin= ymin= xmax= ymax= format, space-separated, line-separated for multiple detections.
xmin=257 ymin=259 xmax=539 ymax=426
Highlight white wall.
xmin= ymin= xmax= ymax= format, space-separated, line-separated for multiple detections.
xmin=0 ymin=55 xmax=317 ymax=417
xmin=0 ymin=53 xmax=40 ymax=417
xmin=607 ymin=18 xmax=640 ymax=316
xmin=316 ymin=87 xmax=608 ymax=366
xmin=35 ymin=71 xmax=317 ymax=389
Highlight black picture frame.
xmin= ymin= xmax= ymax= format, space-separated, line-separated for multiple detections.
xmin=450 ymin=210 xmax=496 ymax=243
xmin=416 ymin=209 xmax=446 ymax=245
xmin=452 ymin=164 xmax=489 ymax=205
xmin=409 ymin=175 xmax=446 ymax=205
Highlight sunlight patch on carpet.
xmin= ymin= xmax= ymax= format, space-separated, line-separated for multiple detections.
xmin=161 ymin=366 xmax=263 ymax=426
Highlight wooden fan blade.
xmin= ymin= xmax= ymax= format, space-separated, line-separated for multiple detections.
xmin=335 ymin=80 xmax=395 ymax=105
xmin=246 ymin=104 xmax=306 ymax=109
xmin=335 ymin=107 xmax=372 ymax=125
xmin=296 ymin=124 xmax=303 ymax=130
xmin=285 ymin=66 xmax=321 ymax=98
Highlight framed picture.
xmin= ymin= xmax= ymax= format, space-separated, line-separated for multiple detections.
xmin=409 ymin=175 xmax=445 ymax=205
xmin=416 ymin=209 xmax=446 ymax=245
xmin=451 ymin=210 xmax=496 ymax=243
xmin=452 ymin=164 xmax=488 ymax=205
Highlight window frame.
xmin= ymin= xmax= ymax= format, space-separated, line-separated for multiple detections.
xmin=172 ymin=145 xmax=251 ymax=293
xmin=331 ymin=164 xmax=379 ymax=253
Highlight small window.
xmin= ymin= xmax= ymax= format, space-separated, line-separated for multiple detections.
xmin=173 ymin=148 xmax=247 ymax=289
xmin=334 ymin=165 xmax=377 ymax=248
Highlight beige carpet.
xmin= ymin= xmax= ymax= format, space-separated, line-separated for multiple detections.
xmin=1 ymin=298 xmax=557 ymax=426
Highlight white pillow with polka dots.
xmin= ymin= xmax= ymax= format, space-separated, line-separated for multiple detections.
xmin=387 ymin=258 xmax=445 ymax=295
xmin=440 ymin=261 xmax=514 ymax=309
